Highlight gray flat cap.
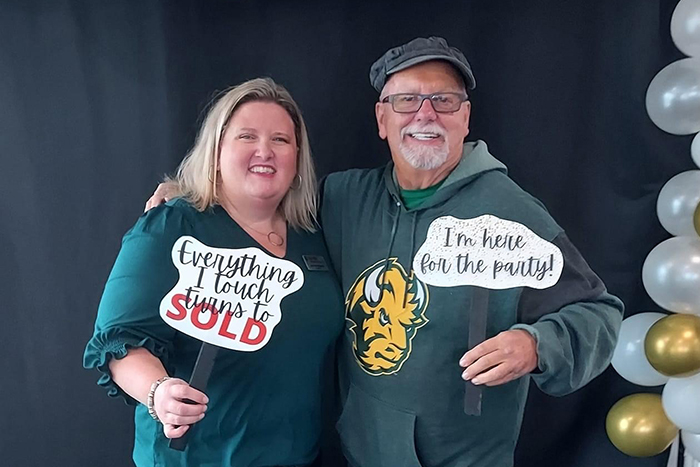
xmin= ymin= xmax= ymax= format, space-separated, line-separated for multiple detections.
xmin=369 ymin=36 xmax=476 ymax=92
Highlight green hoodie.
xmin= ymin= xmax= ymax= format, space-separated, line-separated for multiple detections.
xmin=321 ymin=140 xmax=623 ymax=467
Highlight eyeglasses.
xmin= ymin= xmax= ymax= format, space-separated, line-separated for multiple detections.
xmin=381 ymin=92 xmax=468 ymax=113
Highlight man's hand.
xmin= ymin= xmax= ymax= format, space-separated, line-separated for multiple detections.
xmin=459 ymin=329 xmax=538 ymax=386
xmin=144 ymin=183 xmax=175 ymax=212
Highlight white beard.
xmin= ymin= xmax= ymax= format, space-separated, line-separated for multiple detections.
xmin=398 ymin=123 xmax=449 ymax=170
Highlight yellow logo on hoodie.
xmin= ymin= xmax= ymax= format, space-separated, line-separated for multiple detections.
xmin=345 ymin=258 xmax=429 ymax=375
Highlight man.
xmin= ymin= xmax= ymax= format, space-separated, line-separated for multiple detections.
xmin=319 ymin=37 xmax=623 ymax=467
xmin=147 ymin=37 xmax=623 ymax=467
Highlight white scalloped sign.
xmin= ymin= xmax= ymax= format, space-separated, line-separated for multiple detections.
xmin=413 ymin=215 xmax=563 ymax=289
xmin=159 ymin=236 xmax=304 ymax=351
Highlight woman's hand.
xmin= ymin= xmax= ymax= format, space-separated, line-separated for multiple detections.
xmin=107 ymin=348 xmax=207 ymax=439
xmin=153 ymin=378 xmax=209 ymax=439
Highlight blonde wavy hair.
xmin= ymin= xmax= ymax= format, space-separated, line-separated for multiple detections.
xmin=169 ymin=77 xmax=317 ymax=231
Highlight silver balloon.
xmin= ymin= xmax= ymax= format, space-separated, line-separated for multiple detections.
xmin=663 ymin=372 xmax=700 ymax=433
xmin=657 ymin=170 xmax=700 ymax=236
xmin=684 ymin=431 xmax=700 ymax=460
xmin=646 ymin=58 xmax=700 ymax=135
xmin=642 ymin=237 xmax=700 ymax=315
xmin=671 ymin=0 xmax=700 ymax=57
xmin=693 ymin=133 xmax=700 ymax=168
xmin=612 ymin=312 xmax=670 ymax=386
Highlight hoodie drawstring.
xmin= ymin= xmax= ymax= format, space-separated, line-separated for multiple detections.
xmin=381 ymin=196 xmax=420 ymax=309
xmin=403 ymin=212 xmax=418 ymax=308
xmin=380 ymin=197 xmax=402 ymax=291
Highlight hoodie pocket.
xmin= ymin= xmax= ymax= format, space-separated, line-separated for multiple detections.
xmin=336 ymin=383 xmax=422 ymax=467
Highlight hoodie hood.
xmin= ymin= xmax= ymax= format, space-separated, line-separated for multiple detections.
xmin=383 ymin=140 xmax=507 ymax=211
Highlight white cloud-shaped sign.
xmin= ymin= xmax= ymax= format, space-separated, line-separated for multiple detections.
xmin=413 ymin=215 xmax=563 ymax=290
xmin=159 ymin=236 xmax=304 ymax=351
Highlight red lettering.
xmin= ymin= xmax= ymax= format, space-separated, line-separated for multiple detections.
xmin=218 ymin=311 xmax=238 ymax=340
xmin=191 ymin=303 xmax=218 ymax=330
xmin=166 ymin=294 xmax=188 ymax=320
xmin=240 ymin=318 xmax=267 ymax=345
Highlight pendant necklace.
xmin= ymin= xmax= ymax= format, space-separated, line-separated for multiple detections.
xmin=232 ymin=213 xmax=285 ymax=247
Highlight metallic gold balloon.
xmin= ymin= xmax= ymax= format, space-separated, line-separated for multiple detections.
xmin=645 ymin=313 xmax=700 ymax=377
xmin=606 ymin=393 xmax=678 ymax=457
xmin=694 ymin=202 xmax=700 ymax=237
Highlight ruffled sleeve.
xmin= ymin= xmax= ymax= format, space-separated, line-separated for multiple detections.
xmin=83 ymin=203 xmax=192 ymax=404
xmin=83 ymin=328 xmax=173 ymax=404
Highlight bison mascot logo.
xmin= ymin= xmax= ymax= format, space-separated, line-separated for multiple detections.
xmin=345 ymin=258 xmax=429 ymax=375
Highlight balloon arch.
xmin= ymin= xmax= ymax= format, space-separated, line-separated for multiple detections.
xmin=606 ymin=0 xmax=700 ymax=465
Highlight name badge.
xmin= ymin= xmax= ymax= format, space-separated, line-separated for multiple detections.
xmin=302 ymin=255 xmax=329 ymax=271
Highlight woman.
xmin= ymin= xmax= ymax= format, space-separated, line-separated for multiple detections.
xmin=84 ymin=78 xmax=344 ymax=467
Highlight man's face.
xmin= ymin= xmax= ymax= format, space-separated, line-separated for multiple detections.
xmin=375 ymin=61 xmax=471 ymax=171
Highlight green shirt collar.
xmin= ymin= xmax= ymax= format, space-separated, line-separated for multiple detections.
xmin=399 ymin=179 xmax=446 ymax=209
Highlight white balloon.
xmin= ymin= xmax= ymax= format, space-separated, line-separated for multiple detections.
xmin=671 ymin=0 xmax=700 ymax=57
xmin=684 ymin=430 xmax=700 ymax=460
xmin=693 ymin=133 xmax=700 ymax=168
xmin=684 ymin=453 xmax=700 ymax=467
xmin=642 ymin=237 xmax=700 ymax=314
xmin=657 ymin=170 xmax=700 ymax=236
xmin=646 ymin=58 xmax=700 ymax=135
xmin=663 ymin=372 xmax=700 ymax=433
xmin=612 ymin=312 xmax=670 ymax=386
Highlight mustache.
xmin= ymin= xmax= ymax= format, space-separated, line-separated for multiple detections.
xmin=400 ymin=123 xmax=446 ymax=139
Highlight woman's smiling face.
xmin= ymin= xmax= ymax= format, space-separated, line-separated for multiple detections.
xmin=218 ymin=101 xmax=298 ymax=207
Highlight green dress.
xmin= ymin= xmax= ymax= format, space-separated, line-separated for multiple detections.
xmin=84 ymin=199 xmax=344 ymax=467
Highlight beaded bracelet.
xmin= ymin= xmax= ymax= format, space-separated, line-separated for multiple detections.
xmin=147 ymin=376 xmax=172 ymax=422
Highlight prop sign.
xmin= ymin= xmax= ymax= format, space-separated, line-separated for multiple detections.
xmin=159 ymin=236 xmax=304 ymax=351
xmin=413 ymin=215 xmax=563 ymax=289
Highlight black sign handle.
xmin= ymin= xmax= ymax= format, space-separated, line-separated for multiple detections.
xmin=169 ymin=342 xmax=219 ymax=451
xmin=464 ymin=287 xmax=489 ymax=416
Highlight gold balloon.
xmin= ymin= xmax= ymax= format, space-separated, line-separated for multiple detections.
xmin=645 ymin=313 xmax=700 ymax=377
xmin=606 ymin=393 xmax=678 ymax=457
xmin=695 ymin=202 xmax=700 ymax=237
